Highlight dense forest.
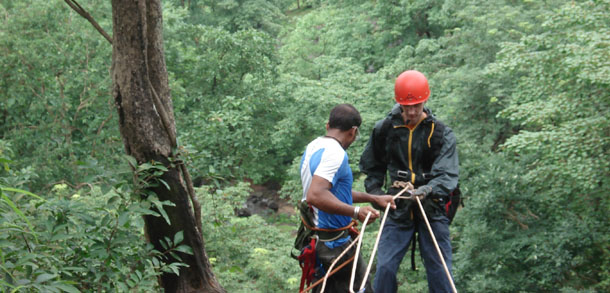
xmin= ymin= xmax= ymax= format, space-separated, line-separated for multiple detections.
xmin=1 ymin=0 xmax=608 ymax=292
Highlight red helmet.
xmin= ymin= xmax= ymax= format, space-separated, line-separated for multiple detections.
xmin=394 ymin=70 xmax=430 ymax=105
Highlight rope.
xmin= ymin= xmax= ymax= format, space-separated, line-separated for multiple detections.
xmin=348 ymin=212 xmax=372 ymax=293
xmin=300 ymin=183 xmax=457 ymax=293
xmin=358 ymin=185 xmax=413 ymax=291
xmin=319 ymin=226 xmax=366 ymax=293
xmin=300 ymin=215 xmax=356 ymax=233
xmin=300 ymin=255 xmax=355 ymax=293
xmin=309 ymin=186 xmax=413 ymax=293
xmin=297 ymin=215 xmax=358 ymax=292
xmin=414 ymin=196 xmax=458 ymax=293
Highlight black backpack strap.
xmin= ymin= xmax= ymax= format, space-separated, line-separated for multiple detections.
xmin=371 ymin=116 xmax=395 ymax=190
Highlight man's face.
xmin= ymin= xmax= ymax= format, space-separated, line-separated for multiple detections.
xmin=401 ymin=102 xmax=425 ymax=124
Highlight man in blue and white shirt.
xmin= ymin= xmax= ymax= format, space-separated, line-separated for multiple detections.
xmin=300 ymin=104 xmax=396 ymax=292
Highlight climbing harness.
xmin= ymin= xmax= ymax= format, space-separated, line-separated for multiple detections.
xmin=296 ymin=201 xmax=358 ymax=292
xmin=298 ymin=237 xmax=319 ymax=292
xmin=299 ymin=221 xmax=363 ymax=293
xmin=300 ymin=254 xmax=356 ymax=293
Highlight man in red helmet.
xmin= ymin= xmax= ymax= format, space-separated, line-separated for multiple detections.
xmin=359 ymin=70 xmax=459 ymax=293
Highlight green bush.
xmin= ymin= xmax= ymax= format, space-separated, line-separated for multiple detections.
xmin=0 ymin=151 xmax=190 ymax=292
xmin=197 ymin=182 xmax=300 ymax=292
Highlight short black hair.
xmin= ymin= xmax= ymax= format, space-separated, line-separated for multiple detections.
xmin=328 ymin=104 xmax=362 ymax=131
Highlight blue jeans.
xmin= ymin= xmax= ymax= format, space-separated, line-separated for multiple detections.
xmin=374 ymin=216 xmax=453 ymax=293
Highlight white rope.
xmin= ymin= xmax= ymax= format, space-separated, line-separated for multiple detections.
xmin=348 ymin=211 xmax=372 ymax=293
xmin=317 ymin=184 xmax=458 ymax=293
xmin=358 ymin=185 xmax=413 ymax=291
xmin=320 ymin=212 xmax=371 ymax=293
xmin=415 ymin=196 xmax=458 ymax=293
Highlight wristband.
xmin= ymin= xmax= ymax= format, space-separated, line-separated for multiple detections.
xmin=352 ymin=206 xmax=360 ymax=220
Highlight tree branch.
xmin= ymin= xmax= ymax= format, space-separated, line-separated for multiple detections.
xmin=505 ymin=207 xmax=529 ymax=230
xmin=63 ymin=0 xmax=112 ymax=44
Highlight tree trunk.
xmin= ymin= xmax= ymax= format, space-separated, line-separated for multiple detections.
xmin=111 ymin=0 xmax=224 ymax=292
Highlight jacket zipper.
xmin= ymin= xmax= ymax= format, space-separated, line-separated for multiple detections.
xmin=395 ymin=118 xmax=425 ymax=185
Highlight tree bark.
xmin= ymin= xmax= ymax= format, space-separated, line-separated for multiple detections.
xmin=111 ymin=0 xmax=224 ymax=292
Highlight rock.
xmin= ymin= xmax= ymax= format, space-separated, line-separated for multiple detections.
xmin=236 ymin=208 xmax=252 ymax=217
xmin=268 ymin=201 xmax=279 ymax=212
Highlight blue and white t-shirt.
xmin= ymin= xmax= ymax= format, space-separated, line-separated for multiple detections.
xmin=300 ymin=136 xmax=353 ymax=248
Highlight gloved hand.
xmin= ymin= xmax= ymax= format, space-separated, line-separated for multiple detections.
xmin=413 ymin=185 xmax=432 ymax=200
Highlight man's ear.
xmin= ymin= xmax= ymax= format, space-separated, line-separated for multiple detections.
xmin=326 ymin=123 xmax=330 ymax=131
xmin=350 ymin=127 xmax=358 ymax=139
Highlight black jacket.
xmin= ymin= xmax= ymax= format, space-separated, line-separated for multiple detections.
xmin=359 ymin=104 xmax=459 ymax=226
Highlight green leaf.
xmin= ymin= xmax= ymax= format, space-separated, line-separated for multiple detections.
xmin=158 ymin=178 xmax=170 ymax=190
xmin=118 ymin=211 xmax=130 ymax=227
xmin=159 ymin=239 xmax=168 ymax=250
xmin=173 ymin=231 xmax=184 ymax=245
xmin=150 ymin=198 xmax=174 ymax=225
xmin=52 ymin=283 xmax=81 ymax=293
xmin=174 ymin=245 xmax=193 ymax=255
xmin=168 ymin=263 xmax=181 ymax=276
xmin=50 ymin=233 xmax=71 ymax=242
xmin=106 ymin=195 xmax=120 ymax=207
xmin=1 ymin=187 xmax=44 ymax=201
xmin=35 ymin=273 xmax=56 ymax=283
xmin=130 ymin=273 xmax=139 ymax=284
xmin=169 ymin=251 xmax=182 ymax=261
xmin=124 ymin=155 xmax=137 ymax=169
xmin=0 ymin=193 xmax=37 ymax=241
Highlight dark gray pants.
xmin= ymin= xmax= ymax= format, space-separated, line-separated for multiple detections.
xmin=313 ymin=238 xmax=374 ymax=293
xmin=374 ymin=217 xmax=453 ymax=293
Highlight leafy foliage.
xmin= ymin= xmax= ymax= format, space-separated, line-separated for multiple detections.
xmin=492 ymin=0 xmax=610 ymax=193
xmin=196 ymin=182 xmax=300 ymax=292
xmin=167 ymin=0 xmax=290 ymax=36
xmin=0 ymin=0 xmax=122 ymax=192
xmin=1 ymin=0 xmax=609 ymax=291
xmin=163 ymin=7 xmax=290 ymax=183
xmin=0 ymin=152 xmax=190 ymax=292
xmin=475 ymin=2 xmax=609 ymax=290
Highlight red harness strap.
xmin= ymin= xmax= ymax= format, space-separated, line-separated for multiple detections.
xmin=298 ymin=238 xmax=317 ymax=292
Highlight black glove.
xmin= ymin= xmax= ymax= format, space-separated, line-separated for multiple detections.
xmin=413 ymin=185 xmax=432 ymax=200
